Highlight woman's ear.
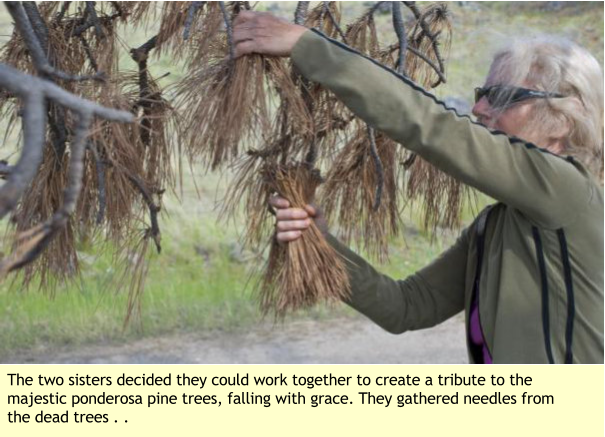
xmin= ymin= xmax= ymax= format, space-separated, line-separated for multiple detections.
xmin=543 ymin=115 xmax=572 ymax=154
xmin=523 ymin=100 xmax=573 ymax=154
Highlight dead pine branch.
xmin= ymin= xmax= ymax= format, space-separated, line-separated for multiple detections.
xmin=130 ymin=36 xmax=158 ymax=149
xmin=127 ymin=175 xmax=162 ymax=254
xmin=403 ymin=1 xmax=448 ymax=86
xmin=0 ymin=63 xmax=133 ymax=271
xmin=5 ymin=2 xmax=105 ymax=82
xmin=0 ymin=110 xmax=91 ymax=274
xmin=86 ymin=142 xmax=106 ymax=225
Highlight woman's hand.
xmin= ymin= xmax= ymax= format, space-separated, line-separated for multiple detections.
xmin=269 ymin=196 xmax=327 ymax=243
xmin=233 ymin=11 xmax=308 ymax=58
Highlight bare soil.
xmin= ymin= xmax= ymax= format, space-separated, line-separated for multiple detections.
xmin=5 ymin=314 xmax=467 ymax=364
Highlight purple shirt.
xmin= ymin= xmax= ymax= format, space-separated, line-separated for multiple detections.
xmin=470 ymin=300 xmax=493 ymax=364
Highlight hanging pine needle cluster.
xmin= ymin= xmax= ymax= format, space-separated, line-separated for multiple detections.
xmin=0 ymin=1 xmax=472 ymax=318
xmin=0 ymin=2 xmax=173 ymax=315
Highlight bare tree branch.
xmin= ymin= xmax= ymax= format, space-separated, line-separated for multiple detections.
xmin=130 ymin=35 xmax=157 ymax=63
xmin=391 ymin=1 xmax=407 ymax=75
xmin=0 ymin=111 xmax=92 ymax=274
xmin=22 ymin=2 xmax=49 ymax=52
xmin=0 ymin=88 xmax=47 ymax=220
xmin=183 ymin=1 xmax=206 ymax=40
xmin=403 ymin=1 xmax=446 ymax=86
xmin=87 ymin=142 xmax=106 ymax=225
xmin=17 ymin=2 xmax=71 ymax=165
xmin=127 ymin=175 xmax=162 ymax=254
xmin=130 ymin=36 xmax=160 ymax=148
xmin=0 ymin=62 xmax=133 ymax=220
xmin=5 ymin=2 xmax=104 ymax=82
xmin=361 ymin=1 xmax=388 ymax=20
xmin=58 ymin=111 xmax=92 ymax=222
xmin=85 ymin=1 xmax=105 ymax=40
xmin=294 ymin=1 xmax=310 ymax=25
xmin=385 ymin=42 xmax=446 ymax=84
xmin=366 ymin=125 xmax=384 ymax=211
xmin=0 ymin=160 xmax=14 ymax=180
xmin=78 ymin=34 xmax=99 ymax=72
xmin=55 ymin=1 xmax=72 ymax=23
xmin=219 ymin=1 xmax=235 ymax=61
xmin=323 ymin=2 xmax=348 ymax=43
xmin=70 ymin=8 xmax=121 ymax=38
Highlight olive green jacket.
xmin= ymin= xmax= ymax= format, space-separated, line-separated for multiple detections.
xmin=291 ymin=30 xmax=604 ymax=363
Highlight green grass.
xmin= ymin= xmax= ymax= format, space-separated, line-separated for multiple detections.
xmin=0 ymin=2 xmax=603 ymax=359
xmin=0 ymin=176 xmax=458 ymax=358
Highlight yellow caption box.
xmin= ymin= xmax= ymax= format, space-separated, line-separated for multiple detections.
xmin=1 ymin=365 xmax=603 ymax=436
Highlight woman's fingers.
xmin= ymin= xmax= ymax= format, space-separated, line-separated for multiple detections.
xmin=233 ymin=40 xmax=257 ymax=58
xmin=233 ymin=26 xmax=252 ymax=45
xmin=268 ymin=196 xmax=321 ymax=243
xmin=233 ymin=10 xmax=255 ymax=26
xmin=275 ymin=208 xmax=309 ymax=221
xmin=274 ymin=206 xmax=310 ymax=244
xmin=277 ymin=219 xmax=311 ymax=232
xmin=304 ymin=204 xmax=317 ymax=217
xmin=232 ymin=10 xmax=307 ymax=58
xmin=269 ymin=196 xmax=290 ymax=209
xmin=276 ymin=230 xmax=302 ymax=243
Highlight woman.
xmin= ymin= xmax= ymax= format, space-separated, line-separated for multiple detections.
xmin=232 ymin=12 xmax=604 ymax=363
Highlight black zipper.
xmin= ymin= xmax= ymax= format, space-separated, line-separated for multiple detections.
xmin=532 ymin=226 xmax=555 ymax=364
xmin=557 ymin=229 xmax=575 ymax=364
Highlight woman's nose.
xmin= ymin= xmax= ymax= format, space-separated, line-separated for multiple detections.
xmin=472 ymin=97 xmax=491 ymax=119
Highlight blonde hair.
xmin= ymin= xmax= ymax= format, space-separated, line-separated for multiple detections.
xmin=489 ymin=37 xmax=604 ymax=180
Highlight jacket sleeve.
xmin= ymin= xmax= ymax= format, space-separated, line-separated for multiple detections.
xmin=325 ymin=230 xmax=469 ymax=333
xmin=291 ymin=30 xmax=593 ymax=229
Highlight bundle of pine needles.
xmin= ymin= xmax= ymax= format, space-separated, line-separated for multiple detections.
xmin=259 ymin=163 xmax=350 ymax=316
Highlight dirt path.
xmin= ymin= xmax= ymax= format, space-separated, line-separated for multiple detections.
xmin=6 ymin=315 xmax=467 ymax=364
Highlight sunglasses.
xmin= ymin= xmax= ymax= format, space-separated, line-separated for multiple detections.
xmin=474 ymin=85 xmax=565 ymax=108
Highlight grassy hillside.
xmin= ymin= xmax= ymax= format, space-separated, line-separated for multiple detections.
xmin=0 ymin=2 xmax=603 ymax=359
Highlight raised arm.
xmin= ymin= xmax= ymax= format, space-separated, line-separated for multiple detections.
xmin=289 ymin=30 xmax=592 ymax=229
xmin=233 ymin=13 xmax=593 ymax=229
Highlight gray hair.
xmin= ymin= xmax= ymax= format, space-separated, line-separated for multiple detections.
xmin=489 ymin=37 xmax=603 ymax=180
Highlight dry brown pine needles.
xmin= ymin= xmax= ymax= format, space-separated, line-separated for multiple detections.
xmin=258 ymin=163 xmax=350 ymax=316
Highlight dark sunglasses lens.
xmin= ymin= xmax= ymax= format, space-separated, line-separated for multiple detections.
xmin=485 ymin=87 xmax=518 ymax=107
xmin=475 ymin=86 xmax=556 ymax=108
xmin=488 ymin=87 xmax=509 ymax=106
xmin=475 ymin=88 xmax=486 ymax=104
xmin=475 ymin=87 xmax=505 ymax=105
